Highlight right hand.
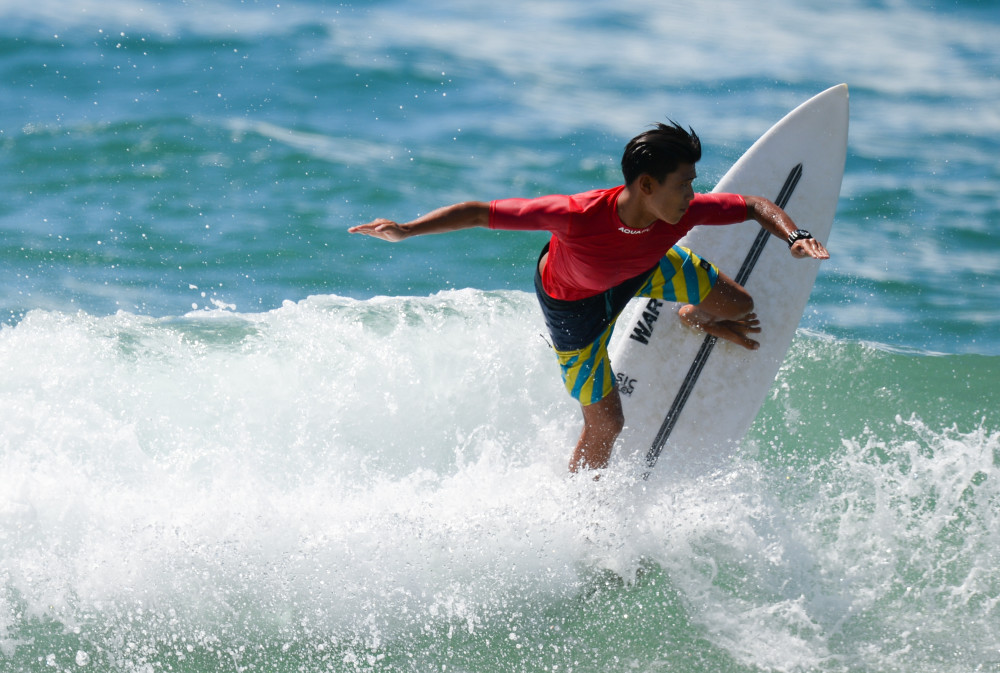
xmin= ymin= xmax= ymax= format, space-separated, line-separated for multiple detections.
xmin=347 ymin=219 xmax=409 ymax=242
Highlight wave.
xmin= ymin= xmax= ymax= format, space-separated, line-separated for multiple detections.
xmin=2 ymin=291 xmax=998 ymax=671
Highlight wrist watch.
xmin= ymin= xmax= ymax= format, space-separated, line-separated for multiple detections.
xmin=786 ymin=229 xmax=814 ymax=248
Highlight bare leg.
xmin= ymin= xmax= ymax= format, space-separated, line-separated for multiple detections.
xmin=678 ymin=272 xmax=761 ymax=350
xmin=569 ymin=389 xmax=624 ymax=472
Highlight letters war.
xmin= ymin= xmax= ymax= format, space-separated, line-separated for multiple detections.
xmin=628 ymin=298 xmax=665 ymax=345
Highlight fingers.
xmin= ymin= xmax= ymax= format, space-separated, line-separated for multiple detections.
xmin=791 ymin=239 xmax=830 ymax=259
xmin=348 ymin=219 xmax=404 ymax=241
xmin=348 ymin=218 xmax=392 ymax=234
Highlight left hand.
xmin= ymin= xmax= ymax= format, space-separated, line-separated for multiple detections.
xmin=791 ymin=237 xmax=830 ymax=260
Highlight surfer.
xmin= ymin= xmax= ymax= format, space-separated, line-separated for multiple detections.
xmin=349 ymin=122 xmax=829 ymax=473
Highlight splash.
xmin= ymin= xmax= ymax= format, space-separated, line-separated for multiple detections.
xmin=2 ymin=294 xmax=999 ymax=672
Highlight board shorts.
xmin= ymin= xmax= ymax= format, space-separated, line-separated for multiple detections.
xmin=534 ymin=244 xmax=719 ymax=406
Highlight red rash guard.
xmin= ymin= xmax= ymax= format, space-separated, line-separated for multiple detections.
xmin=489 ymin=186 xmax=747 ymax=301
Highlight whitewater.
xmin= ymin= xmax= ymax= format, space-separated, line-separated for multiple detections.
xmin=3 ymin=292 xmax=998 ymax=672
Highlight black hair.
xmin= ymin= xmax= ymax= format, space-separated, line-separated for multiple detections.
xmin=620 ymin=121 xmax=702 ymax=185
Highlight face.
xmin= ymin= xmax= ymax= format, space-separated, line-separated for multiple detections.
xmin=642 ymin=163 xmax=697 ymax=225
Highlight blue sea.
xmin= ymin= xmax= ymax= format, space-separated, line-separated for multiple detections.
xmin=2 ymin=1 xmax=999 ymax=672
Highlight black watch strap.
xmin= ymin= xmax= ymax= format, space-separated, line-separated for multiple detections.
xmin=787 ymin=229 xmax=814 ymax=248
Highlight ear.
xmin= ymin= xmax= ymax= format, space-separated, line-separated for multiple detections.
xmin=637 ymin=174 xmax=657 ymax=195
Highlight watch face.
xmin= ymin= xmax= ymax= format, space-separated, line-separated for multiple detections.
xmin=788 ymin=230 xmax=812 ymax=246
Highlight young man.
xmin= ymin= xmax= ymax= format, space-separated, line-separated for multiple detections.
xmin=349 ymin=123 xmax=829 ymax=473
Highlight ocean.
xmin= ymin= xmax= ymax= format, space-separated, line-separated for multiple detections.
xmin=2 ymin=1 xmax=999 ymax=671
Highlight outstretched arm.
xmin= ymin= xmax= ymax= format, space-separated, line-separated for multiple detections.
xmin=743 ymin=195 xmax=830 ymax=260
xmin=348 ymin=201 xmax=490 ymax=242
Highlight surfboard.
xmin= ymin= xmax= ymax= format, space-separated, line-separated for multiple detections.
xmin=608 ymin=83 xmax=849 ymax=478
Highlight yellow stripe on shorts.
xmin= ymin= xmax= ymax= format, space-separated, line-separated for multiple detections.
xmin=553 ymin=246 xmax=718 ymax=406
xmin=639 ymin=246 xmax=717 ymax=305
xmin=555 ymin=321 xmax=618 ymax=406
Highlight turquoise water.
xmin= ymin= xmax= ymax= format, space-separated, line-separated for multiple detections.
xmin=2 ymin=1 xmax=999 ymax=672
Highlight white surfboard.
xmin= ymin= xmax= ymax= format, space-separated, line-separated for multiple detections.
xmin=608 ymin=84 xmax=849 ymax=478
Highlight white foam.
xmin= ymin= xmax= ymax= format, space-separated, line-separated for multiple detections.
xmin=2 ymin=289 xmax=998 ymax=670
xmin=0 ymin=294 xmax=753 ymax=656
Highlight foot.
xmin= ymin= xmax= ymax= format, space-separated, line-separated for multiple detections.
xmin=678 ymin=305 xmax=761 ymax=350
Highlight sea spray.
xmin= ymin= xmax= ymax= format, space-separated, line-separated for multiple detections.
xmin=4 ymin=294 xmax=996 ymax=671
